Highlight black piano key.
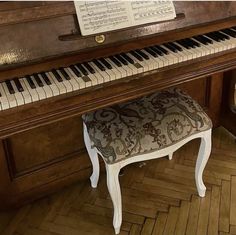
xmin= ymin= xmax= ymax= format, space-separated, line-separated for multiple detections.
xmin=205 ymin=32 xmax=221 ymax=42
xmin=109 ymin=56 xmax=122 ymax=67
xmin=135 ymin=50 xmax=149 ymax=60
xmin=221 ymin=28 xmax=236 ymax=38
xmin=83 ymin=62 xmax=95 ymax=74
xmin=92 ymin=59 xmax=106 ymax=71
xmin=155 ymin=45 xmax=169 ymax=55
xmin=201 ymin=35 xmax=213 ymax=44
xmin=232 ymin=26 xmax=236 ymax=30
xmin=41 ymin=72 xmax=52 ymax=85
xmin=26 ymin=75 xmax=36 ymax=89
xmin=150 ymin=46 xmax=164 ymax=56
xmin=99 ymin=58 xmax=112 ymax=69
xmin=76 ymin=64 xmax=89 ymax=76
xmin=6 ymin=80 xmax=15 ymax=94
xmin=193 ymin=35 xmax=208 ymax=45
xmin=211 ymin=32 xmax=224 ymax=41
xmin=188 ymin=38 xmax=200 ymax=47
xmin=70 ymin=65 xmax=82 ymax=77
xmin=144 ymin=48 xmax=158 ymax=57
xmin=163 ymin=43 xmax=178 ymax=52
xmin=59 ymin=68 xmax=71 ymax=80
xmin=195 ymin=35 xmax=213 ymax=44
xmin=216 ymin=31 xmax=229 ymax=40
xmin=177 ymin=39 xmax=191 ymax=49
xmin=130 ymin=51 xmax=144 ymax=61
xmin=115 ymin=55 xmax=128 ymax=65
xmin=170 ymin=42 xmax=183 ymax=51
xmin=184 ymin=38 xmax=196 ymax=48
xmin=33 ymin=73 xmax=44 ymax=87
xmin=120 ymin=53 xmax=135 ymax=64
xmin=52 ymin=69 xmax=63 ymax=82
xmin=14 ymin=78 xmax=24 ymax=92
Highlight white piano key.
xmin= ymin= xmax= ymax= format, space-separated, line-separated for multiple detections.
xmin=56 ymin=70 xmax=73 ymax=92
xmin=86 ymin=62 xmax=104 ymax=84
xmin=161 ymin=46 xmax=178 ymax=64
xmin=2 ymin=82 xmax=17 ymax=108
xmin=66 ymin=67 xmax=86 ymax=89
xmin=38 ymin=74 xmax=53 ymax=98
xmin=43 ymin=73 xmax=60 ymax=96
xmin=30 ymin=76 xmax=46 ymax=100
xmin=90 ymin=62 xmax=110 ymax=83
xmin=10 ymin=80 xmax=24 ymax=106
xmin=63 ymin=68 xmax=80 ymax=91
xmin=105 ymin=58 xmax=123 ymax=79
xmin=0 ymin=83 xmax=10 ymax=110
xmin=19 ymin=78 xmax=32 ymax=104
xmin=47 ymin=72 xmax=67 ymax=95
xmin=22 ymin=77 xmax=39 ymax=102
xmin=76 ymin=66 xmax=98 ymax=86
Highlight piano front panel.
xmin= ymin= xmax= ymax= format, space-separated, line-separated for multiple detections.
xmin=0 ymin=1 xmax=236 ymax=70
xmin=0 ymin=73 xmax=223 ymax=208
xmin=0 ymin=1 xmax=235 ymax=208
xmin=5 ymin=116 xmax=86 ymax=175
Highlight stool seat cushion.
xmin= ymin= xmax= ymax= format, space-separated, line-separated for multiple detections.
xmin=83 ymin=88 xmax=212 ymax=164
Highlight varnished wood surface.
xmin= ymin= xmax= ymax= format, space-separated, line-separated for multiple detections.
xmin=0 ymin=2 xmax=236 ymax=68
xmin=0 ymin=127 xmax=235 ymax=235
xmin=0 ymin=50 xmax=233 ymax=139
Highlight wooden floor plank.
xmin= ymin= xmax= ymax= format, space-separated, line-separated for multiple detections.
xmin=141 ymin=218 xmax=155 ymax=235
xmin=230 ymin=176 xmax=236 ymax=226
xmin=130 ymin=224 xmax=142 ymax=235
xmin=162 ymin=207 xmax=179 ymax=235
xmin=185 ymin=195 xmax=201 ymax=235
xmin=1 ymin=205 xmax=31 ymax=235
xmin=208 ymin=186 xmax=221 ymax=235
xmin=175 ymin=201 xmax=190 ymax=235
xmin=196 ymin=190 xmax=211 ymax=235
xmin=219 ymin=180 xmax=231 ymax=233
xmin=152 ymin=213 xmax=167 ymax=235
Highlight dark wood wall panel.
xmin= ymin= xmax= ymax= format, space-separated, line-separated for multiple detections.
xmin=221 ymin=70 xmax=236 ymax=135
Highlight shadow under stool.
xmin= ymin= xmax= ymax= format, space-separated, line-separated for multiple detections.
xmin=82 ymin=88 xmax=212 ymax=234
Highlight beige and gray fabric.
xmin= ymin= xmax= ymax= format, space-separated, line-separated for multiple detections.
xmin=82 ymin=88 xmax=212 ymax=164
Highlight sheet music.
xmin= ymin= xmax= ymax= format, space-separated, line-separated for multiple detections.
xmin=74 ymin=1 xmax=176 ymax=36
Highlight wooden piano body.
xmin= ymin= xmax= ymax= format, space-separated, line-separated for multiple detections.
xmin=0 ymin=1 xmax=235 ymax=208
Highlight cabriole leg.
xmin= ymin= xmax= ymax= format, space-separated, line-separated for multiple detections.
xmin=106 ymin=164 xmax=122 ymax=234
xmin=83 ymin=123 xmax=100 ymax=188
xmin=195 ymin=129 xmax=212 ymax=197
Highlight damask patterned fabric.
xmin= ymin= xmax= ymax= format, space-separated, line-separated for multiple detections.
xmin=83 ymin=88 xmax=212 ymax=164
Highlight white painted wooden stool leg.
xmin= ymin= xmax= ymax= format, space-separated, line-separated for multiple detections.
xmin=83 ymin=123 xmax=100 ymax=188
xmin=195 ymin=129 xmax=212 ymax=197
xmin=168 ymin=153 xmax=173 ymax=160
xmin=106 ymin=164 xmax=122 ymax=235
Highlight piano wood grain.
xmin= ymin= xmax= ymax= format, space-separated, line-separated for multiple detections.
xmin=0 ymin=49 xmax=235 ymax=139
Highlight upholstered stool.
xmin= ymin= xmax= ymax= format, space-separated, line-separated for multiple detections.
xmin=82 ymin=88 xmax=212 ymax=234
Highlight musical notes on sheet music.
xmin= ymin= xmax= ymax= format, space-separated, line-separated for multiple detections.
xmin=131 ymin=1 xmax=176 ymax=23
xmin=74 ymin=1 xmax=176 ymax=36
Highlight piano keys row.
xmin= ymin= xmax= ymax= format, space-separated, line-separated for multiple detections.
xmin=0 ymin=27 xmax=236 ymax=111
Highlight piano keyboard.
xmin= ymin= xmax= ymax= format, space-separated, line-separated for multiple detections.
xmin=0 ymin=27 xmax=236 ymax=111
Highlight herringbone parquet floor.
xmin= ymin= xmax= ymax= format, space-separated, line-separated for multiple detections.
xmin=0 ymin=127 xmax=236 ymax=235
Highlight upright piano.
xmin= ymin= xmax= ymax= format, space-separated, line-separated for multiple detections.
xmin=0 ymin=1 xmax=235 ymax=208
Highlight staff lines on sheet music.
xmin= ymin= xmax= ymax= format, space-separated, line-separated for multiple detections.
xmin=81 ymin=1 xmax=128 ymax=31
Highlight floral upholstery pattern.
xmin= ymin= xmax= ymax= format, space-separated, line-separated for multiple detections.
xmin=82 ymin=88 xmax=212 ymax=164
